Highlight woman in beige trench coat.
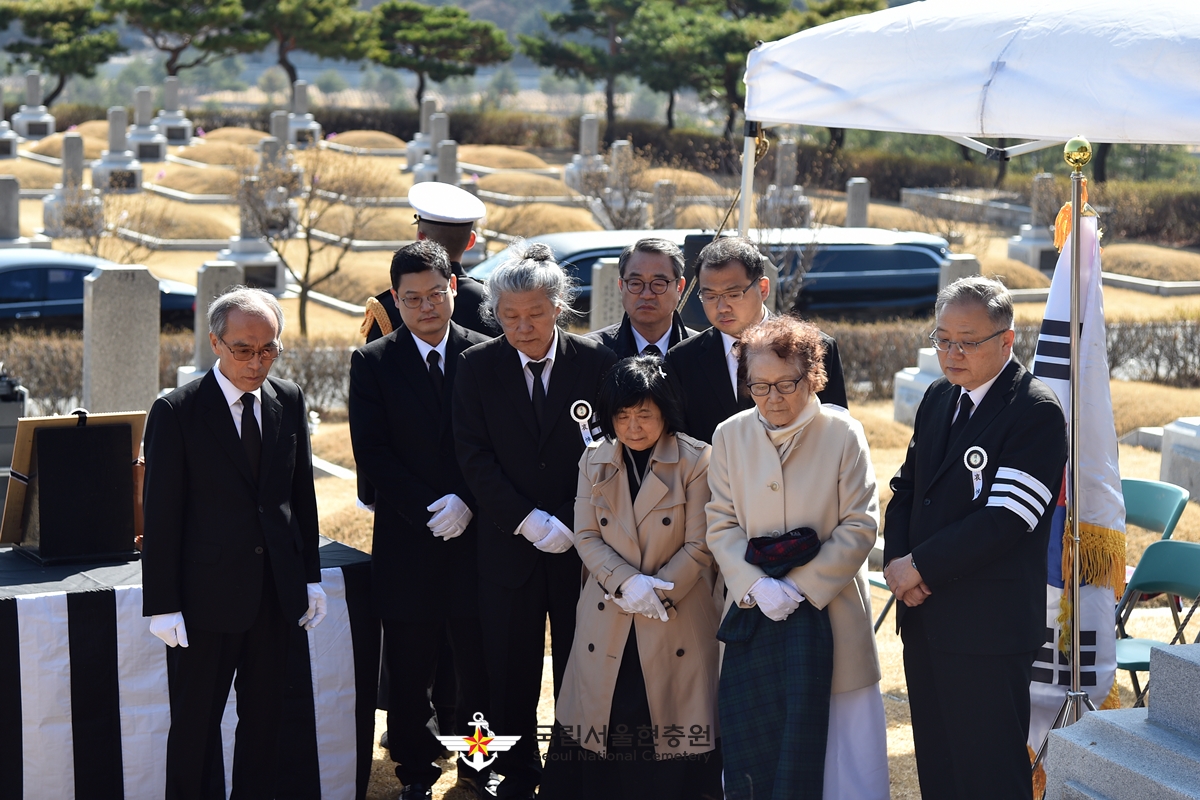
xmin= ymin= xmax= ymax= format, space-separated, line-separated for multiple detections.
xmin=540 ymin=355 xmax=723 ymax=800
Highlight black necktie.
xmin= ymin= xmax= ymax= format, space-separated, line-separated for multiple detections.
xmin=241 ymin=393 xmax=261 ymax=483
xmin=946 ymin=393 xmax=974 ymax=453
xmin=528 ymin=361 xmax=547 ymax=433
xmin=427 ymin=350 xmax=444 ymax=398
xmin=641 ymin=344 xmax=662 ymax=358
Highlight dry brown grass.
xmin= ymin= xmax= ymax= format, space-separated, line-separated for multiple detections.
xmin=317 ymin=205 xmax=417 ymax=241
xmin=312 ymin=421 xmax=356 ymax=469
xmin=153 ymin=163 xmax=239 ymax=195
xmin=1103 ymin=243 xmax=1200 ymax=282
xmin=176 ymin=141 xmax=256 ymax=167
xmin=673 ymin=202 xmax=735 ymax=230
xmin=1110 ymin=380 xmax=1200 ymax=436
xmin=292 ymin=151 xmax=412 ymax=198
xmin=74 ymin=120 xmax=109 ymax=139
xmin=477 ymin=172 xmax=577 ymax=198
xmin=0 ymin=157 xmax=64 ymax=189
xmin=111 ymin=196 xmax=235 ymax=240
xmin=26 ymin=132 xmax=106 ymax=159
xmin=631 ymin=167 xmax=723 ymax=196
xmin=1013 ymin=286 xmax=1200 ymax=324
xmin=458 ymin=145 xmax=549 ymax=170
xmin=983 ymin=257 xmax=1052 ymax=289
xmin=204 ymin=127 xmax=270 ymax=146
xmin=331 ymin=130 xmax=405 ymax=149
xmin=485 ymin=202 xmax=600 ymax=237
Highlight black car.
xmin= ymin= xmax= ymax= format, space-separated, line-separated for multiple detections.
xmin=469 ymin=227 xmax=951 ymax=324
xmin=0 ymin=250 xmax=197 ymax=330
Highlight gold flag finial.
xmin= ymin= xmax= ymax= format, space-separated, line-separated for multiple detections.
xmin=1064 ymin=136 xmax=1092 ymax=171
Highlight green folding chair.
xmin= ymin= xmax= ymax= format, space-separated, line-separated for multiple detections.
xmin=868 ymin=572 xmax=895 ymax=633
xmin=1115 ymin=539 xmax=1200 ymax=706
xmin=1122 ymin=478 xmax=1189 ymax=540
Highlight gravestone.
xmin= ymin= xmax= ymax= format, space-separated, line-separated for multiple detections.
xmin=0 ymin=88 xmax=17 ymax=159
xmin=82 ymin=266 xmax=160 ymax=413
xmin=761 ymin=139 xmax=813 ymax=228
xmin=589 ymin=258 xmax=623 ymax=332
xmin=127 ymin=86 xmax=167 ymax=162
xmin=413 ymin=114 xmax=450 ymax=184
xmin=593 ymin=140 xmax=646 ymax=228
xmin=287 ymin=81 xmax=322 ymax=147
xmin=893 ymin=348 xmax=942 ymax=426
xmin=12 ymin=71 xmax=56 ymax=140
xmin=91 ymin=107 xmax=143 ymax=192
xmin=0 ymin=176 xmax=51 ymax=248
xmin=177 ymin=261 xmax=245 ymax=386
xmin=43 ymin=133 xmax=102 ymax=237
xmin=939 ymin=253 xmax=981 ymax=290
xmin=845 ymin=177 xmax=870 ymax=227
xmin=1007 ymin=173 xmax=1060 ymax=272
xmin=653 ymin=180 xmax=676 ymax=229
xmin=152 ymin=76 xmax=193 ymax=144
xmin=219 ymin=178 xmax=286 ymax=292
xmin=563 ymin=115 xmax=606 ymax=192
xmin=405 ymin=98 xmax=439 ymax=171
xmin=436 ymin=140 xmax=461 ymax=186
xmin=1160 ymin=418 xmax=1200 ymax=500
xmin=270 ymin=110 xmax=290 ymax=144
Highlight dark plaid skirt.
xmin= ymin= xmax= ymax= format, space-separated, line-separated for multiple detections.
xmin=718 ymin=600 xmax=834 ymax=800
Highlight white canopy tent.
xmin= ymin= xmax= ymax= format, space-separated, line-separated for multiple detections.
xmin=738 ymin=0 xmax=1200 ymax=232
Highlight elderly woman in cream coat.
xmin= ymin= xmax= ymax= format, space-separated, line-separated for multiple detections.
xmin=707 ymin=315 xmax=888 ymax=800
xmin=541 ymin=355 xmax=723 ymax=800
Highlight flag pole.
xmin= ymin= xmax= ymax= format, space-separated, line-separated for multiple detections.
xmin=1032 ymin=135 xmax=1099 ymax=786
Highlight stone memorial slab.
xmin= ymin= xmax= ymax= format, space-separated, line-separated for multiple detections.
xmin=12 ymin=71 xmax=55 ymax=140
xmin=0 ymin=177 xmax=51 ymax=248
xmin=846 ymin=177 xmax=870 ymax=228
xmin=177 ymin=261 xmax=246 ymax=385
xmin=564 ymin=114 xmax=606 ymax=191
xmin=127 ymin=86 xmax=166 ymax=162
xmin=590 ymin=259 xmax=623 ymax=332
xmin=152 ymin=76 xmax=193 ymax=143
xmin=653 ymin=180 xmax=676 ymax=229
xmin=91 ymin=107 xmax=143 ymax=193
xmin=893 ymin=347 xmax=942 ymax=426
xmin=0 ymin=89 xmax=17 ymax=159
xmin=761 ymin=139 xmax=813 ymax=228
xmin=220 ymin=183 xmax=286 ymax=291
xmin=1008 ymin=172 xmax=1060 ymax=272
xmin=1161 ymin=418 xmax=1200 ymax=500
xmin=43 ymin=134 xmax=102 ymax=238
xmin=405 ymin=98 xmax=439 ymax=171
xmin=287 ymin=81 xmax=322 ymax=147
xmin=412 ymin=114 xmax=451 ymax=184
xmin=83 ymin=266 xmax=160 ymax=413
xmin=939 ymin=253 xmax=981 ymax=290
xmin=436 ymin=140 xmax=461 ymax=186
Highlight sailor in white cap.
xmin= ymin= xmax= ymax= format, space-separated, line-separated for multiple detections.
xmin=362 ymin=181 xmax=495 ymax=343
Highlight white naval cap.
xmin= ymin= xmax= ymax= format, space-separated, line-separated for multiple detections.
xmin=408 ymin=181 xmax=486 ymax=226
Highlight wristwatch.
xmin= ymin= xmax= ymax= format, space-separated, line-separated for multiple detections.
xmin=909 ymin=553 xmax=919 ymax=574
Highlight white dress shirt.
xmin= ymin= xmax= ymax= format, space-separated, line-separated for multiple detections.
xmin=720 ymin=307 xmax=770 ymax=400
xmin=212 ymin=363 xmax=262 ymax=437
xmin=951 ymin=354 xmax=1013 ymax=424
xmin=517 ymin=326 xmax=559 ymax=399
xmin=631 ymin=324 xmax=672 ymax=357
xmin=411 ymin=327 xmax=450 ymax=373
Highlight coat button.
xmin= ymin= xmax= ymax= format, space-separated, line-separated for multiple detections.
xmin=539 ymin=462 xmax=546 ymax=470
xmin=254 ymin=546 xmax=263 ymax=555
xmin=770 ymin=482 xmax=779 ymax=491
xmin=588 ymin=643 xmax=595 ymax=652
xmin=600 ymin=518 xmax=608 ymax=526
xmin=772 ymin=530 xmax=781 ymax=536
xmin=258 ymin=505 xmax=264 ymax=513
xmin=924 ymin=498 xmax=931 ymax=506
xmin=598 ymin=602 xmax=605 ymax=611
xmin=662 ymin=517 xmax=671 ymax=525
xmin=676 ymin=648 xmax=685 ymax=657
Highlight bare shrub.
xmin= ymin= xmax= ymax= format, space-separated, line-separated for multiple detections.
xmin=0 ymin=330 xmax=83 ymax=414
xmin=272 ymin=339 xmax=353 ymax=414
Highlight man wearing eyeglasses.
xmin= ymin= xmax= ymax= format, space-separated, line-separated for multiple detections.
xmin=883 ymin=276 xmax=1067 ymax=800
xmin=349 ymin=240 xmax=492 ymax=800
xmin=663 ymin=236 xmax=847 ymax=444
xmin=142 ymin=286 xmax=325 ymax=800
xmin=587 ymin=237 xmax=697 ymax=359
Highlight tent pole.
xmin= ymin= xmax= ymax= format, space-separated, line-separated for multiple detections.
xmin=1031 ymin=136 xmax=1098 ymax=794
xmin=738 ymin=121 xmax=761 ymax=236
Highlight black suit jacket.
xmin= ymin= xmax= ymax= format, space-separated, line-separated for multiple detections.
xmin=349 ymin=322 xmax=489 ymax=618
xmin=883 ymin=360 xmax=1067 ymax=654
xmin=141 ymin=371 xmax=321 ymax=633
xmin=365 ymin=261 xmax=497 ymax=343
xmin=454 ymin=331 xmax=618 ymax=588
xmin=586 ymin=311 xmax=696 ymax=360
xmin=663 ymin=325 xmax=849 ymax=444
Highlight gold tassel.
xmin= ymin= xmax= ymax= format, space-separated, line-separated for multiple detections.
xmin=1057 ymin=518 xmax=1126 ymax=653
xmin=360 ymin=296 xmax=394 ymax=340
xmin=1100 ymin=678 xmax=1122 ymax=710
xmin=1029 ymin=744 xmax=1046 ymax=798
xmin=1052 ymin=179 xmax=1089 ymax=252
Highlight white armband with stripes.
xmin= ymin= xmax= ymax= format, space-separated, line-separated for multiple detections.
xmin=986 ymin=467 xmax=1053 ymax=531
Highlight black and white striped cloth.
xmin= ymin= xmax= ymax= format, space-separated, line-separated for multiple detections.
xmin=0 ymin=539 xmax=378 ymax=800
xmin=986 ymin=466 xmax=1053 ymax=531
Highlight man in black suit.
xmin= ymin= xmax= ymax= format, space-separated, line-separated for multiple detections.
xmin=663 ymin=236 xmax=848 ymax=444
xmin=883 ymin=276 xmax=1067 ymax=800
xmin=142 ymin=287 xmax=326 ymax=800
xmin=350 ymin=241 xmax=491 ymax=800
xmin=587 ymin=237 xmax=696 ymax=358
xmin=454 ymin=242 xmax=617 ymax=800
xmin=363 ymin=181 xmax=496 ymax=342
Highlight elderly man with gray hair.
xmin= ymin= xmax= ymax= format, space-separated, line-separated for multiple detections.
xmin=454 ymin=241 xmax=617 ymax=800
xmin=883 ymin=275 xmax=1067 ymax=800
xmin=142 ymin=286 xmax=325 ymax=800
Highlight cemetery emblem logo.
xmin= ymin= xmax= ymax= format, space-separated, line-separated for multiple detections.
xmin=436 ymin=712 xmax=521 ymax=772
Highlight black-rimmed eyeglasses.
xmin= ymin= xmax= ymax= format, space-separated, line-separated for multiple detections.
xmin=928 ymin=329 xmax=1007 ymax=355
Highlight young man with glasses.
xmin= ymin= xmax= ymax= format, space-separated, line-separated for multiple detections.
xmin=588 ymin=238 xmax=697 ymax=359
xmin=349 ymin=240 xmax=493 ymax=800
xmin=142 ymin=286 xmax=326 ymax=800
xmin=883 ymin=276 xmax=1067 ymax=800
xmin=662 ymin=236 xmax=847 ymax=444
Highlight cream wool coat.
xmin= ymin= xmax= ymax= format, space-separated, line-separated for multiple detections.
xmin=555 ymin=432 xmax=723 ymax=756
xmin=706 ymin=398 xmax=882 ymax=694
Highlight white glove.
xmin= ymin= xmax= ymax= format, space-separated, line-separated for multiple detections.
xmin=517 ymin=508 xmax=553 ymax=543
xmin=299 ymin=582 xmax=327 ymax=630
xmin=607 ymin=591 xmax=637 ymax=615
xmin=149 ymin=612 xmax=189 ymax=647
xmin=532 ymin=515 xmax=575 ymax=554
xmin=618 ymin=574 xmax=674 ymax=622
xmin=747 ymin=576 xmax=805 ymax=622
xmin=427 ymin=494 xmax=473 ymax=540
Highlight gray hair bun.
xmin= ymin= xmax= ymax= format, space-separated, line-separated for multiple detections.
xmin=514 ymin=240 xmax=554 ymax=264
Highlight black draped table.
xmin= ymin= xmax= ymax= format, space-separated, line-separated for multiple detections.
xmin=0 ymin=537 xmax=379 ymax=800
